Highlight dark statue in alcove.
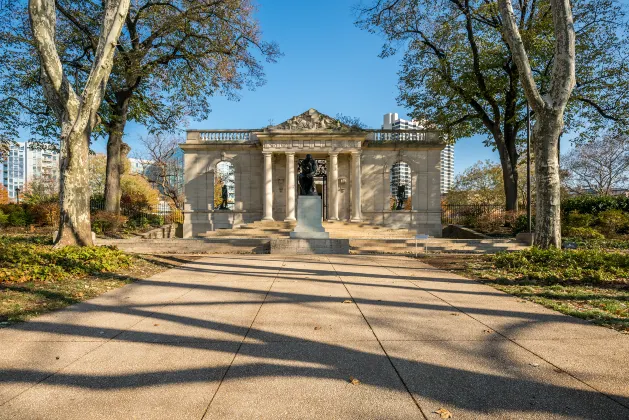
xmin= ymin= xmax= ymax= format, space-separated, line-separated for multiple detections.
xmin=219 ymin=184 xmax=229 ymax=209
xmin=395 ymin=185 xmax=406 ymax=210
xmin=298 ymin=154 xmax=318 ymax=196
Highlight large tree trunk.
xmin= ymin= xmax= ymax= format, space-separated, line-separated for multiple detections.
xmin=104 ymin=125 xmax=125 ymax=213
xmin=55 ymin=123 xmax=93 ymax=246
xmin=104 ymin=100 xmax=130 ymax=213
xmin=533 ymin=111 xmax=563 ymax=248
xmin=493 ymin=131 xmax=519 ymax=211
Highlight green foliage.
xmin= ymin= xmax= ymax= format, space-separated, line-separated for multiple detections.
xmin=562 ymin=195 xmax=629 ymax=216
xmin=0 ymin=209 xmax=8 ymax=226
xmin=6 ymin=206 xmax=30 ymax=227
xmin=563 ymin=227 xmax=605 ymax=240
xmin=564 ymin=211 xmax=593 ymax=228
xmin=489 ymin=248 xmax=629 ymax=284
xmin=596 ymin=209 xmax=629 ymax=236
xmin=446 ymin=160 xmax=505 ymax=206
xmin=0 ymin=235 xmax=133 ymax=284
xmin=512 ymin=214 xmax=535 ymax=235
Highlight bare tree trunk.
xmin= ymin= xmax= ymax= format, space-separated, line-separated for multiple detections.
xmin=493 ymin=131 xmax=519 ymax=211
xmin=104 ymin=125 xmax=124 ymax=213
xmin=534 ymin=111 xmax=563 ymax=248
xmin=55 ymin=124 xmax=93 ymax=246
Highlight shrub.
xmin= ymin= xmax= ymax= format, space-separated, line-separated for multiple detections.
xmin=91 ymin=211 xmax=128 ymax=235
xmin=564 ymin=211 xmax=592 ymax=228
xmin=7 ymin=206 xmax=30 ymax=227
xmin=0 ymin=236 xmax=133 ymax=283
xmin=30 ymin=201 xmax=60 ymax=226
xmin=596 ymin=209 xmax=629 ymax=237
xmin=563 ymin=226 xmax=605 ymax=240
xmin=0 ymin=210 xmax=8 ymax=226
xmin=562 ymin=195 xmax=629 ymax=216
xmin=512 ymin=213 xmax=535 ymax=235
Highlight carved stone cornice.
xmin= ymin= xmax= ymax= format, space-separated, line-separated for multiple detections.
xmin=269 ymin=108 xmax=354 ymax=132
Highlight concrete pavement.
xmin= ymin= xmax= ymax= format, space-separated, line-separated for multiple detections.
xmin=0 ymin=255 xmax=627 ymax=419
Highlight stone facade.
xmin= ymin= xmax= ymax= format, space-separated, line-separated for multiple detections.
xmin=181 ymin=109 xmax=445 ymax=238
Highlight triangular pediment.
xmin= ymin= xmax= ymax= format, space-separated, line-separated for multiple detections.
xmin=270 ymin=109 xmax=352 ymax=131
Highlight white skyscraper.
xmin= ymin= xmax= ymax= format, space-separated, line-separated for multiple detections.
xmin=382 ymin=113 xmax=454 ymax=194
xmin=0 ymin=142 xmax=60 ymax=200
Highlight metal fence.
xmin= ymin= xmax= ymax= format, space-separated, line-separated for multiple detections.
xmin=90 ymin=199 xmax=184 ymax=225
xmin=441 ymin=204 xmax=506 ymax=226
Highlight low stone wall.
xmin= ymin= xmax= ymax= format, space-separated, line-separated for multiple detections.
xmin=270 ymin=239 xmax=350 ymax=255
xmin=96 ymin=238 xmax=270 ymax=254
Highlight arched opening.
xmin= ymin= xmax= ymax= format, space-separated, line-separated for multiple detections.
xmin=390 ymin=161 xmax=412 ymax=211
xmin=215 ymin=161 xmax=235 ymax=210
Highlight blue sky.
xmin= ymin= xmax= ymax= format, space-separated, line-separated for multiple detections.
xmin=92 ymin=0 xmax=571 ymax=175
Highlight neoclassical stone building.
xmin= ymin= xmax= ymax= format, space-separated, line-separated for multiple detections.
xmin=181 ymin=109 xmax=445 ymax=237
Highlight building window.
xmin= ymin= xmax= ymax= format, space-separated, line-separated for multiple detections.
xmin=215 ymin=161 xmax=235 ymax=210
xmin=390 ymin=161 xmax=412 ymax=211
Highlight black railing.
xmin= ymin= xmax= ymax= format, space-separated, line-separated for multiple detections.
xmin=90 ymin=199 xmax=184 ymax=225
xmin=441 ymin=204 xmax=506 ymax=226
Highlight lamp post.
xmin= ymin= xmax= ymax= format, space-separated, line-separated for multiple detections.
xmin=15 ymin=187 xmax=21 ymax=205
xmin=526 ymin=104 xmax=532 ymax=233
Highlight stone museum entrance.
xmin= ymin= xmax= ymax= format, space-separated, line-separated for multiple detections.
xmin=298 ymin=157 xmax=327 ymax=219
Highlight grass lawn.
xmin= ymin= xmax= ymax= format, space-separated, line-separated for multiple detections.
xmin=420 ymin=250 xmax=629 ymax=334
xmin=0 ymin=234 xmax=199 ymax=325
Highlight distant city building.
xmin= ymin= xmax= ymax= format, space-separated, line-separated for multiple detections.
xmin=383 ymin=113 xmax=454 ymax=194
xmin=128 ymin=158 xmax=150 ymax=175
xmin=0 ymin=142 xmax=59 ymax=200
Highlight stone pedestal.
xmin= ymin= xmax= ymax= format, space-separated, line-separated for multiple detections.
xmin=290 ymin=196 xmax=329 ymax=239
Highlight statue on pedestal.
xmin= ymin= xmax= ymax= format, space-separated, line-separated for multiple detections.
xmin=298 ymin=154 xmax=318 ymax=196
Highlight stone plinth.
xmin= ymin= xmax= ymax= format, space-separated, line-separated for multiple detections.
xmin=270 ymin=239 xmax=349 ymax=254
xmin=290 ymin=196 xmax=329 ymax=239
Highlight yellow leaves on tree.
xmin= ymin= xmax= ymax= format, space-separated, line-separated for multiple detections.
xmin=214 ymin=176 xmax=224 ymax=209
xmin=121 ymin=174 xmax=159 ymax=211
xmin=0 ymin=183 xmax=8 ymax=204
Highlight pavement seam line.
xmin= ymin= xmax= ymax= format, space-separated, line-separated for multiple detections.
xmin=200 ymin=257 xmax=286 ymax=419
xmin=0 ymin=271 xmax=208 ymax=408
xmin=377 ymin=258 xmax=629 ymax=413
xmin=326 ymin=256 xmax=430 ymax=420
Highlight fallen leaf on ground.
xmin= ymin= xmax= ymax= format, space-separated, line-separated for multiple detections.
xmin=450 ymin=313 xmax=460 ymax=316
xmin=154 ymin=324 xmax=159 ymax=326
xmin=434 ymin=407 xmax=452 ymax=418
xmin=529 ymin=363 xmax=540 ymax=367
xmin=483 ymin=329 xmax=493 ymax=333
xmin=343 ymin=300 xmax=353 ymax=304
xmin=314 ymin=326 xmax=321 ymax=330
xmin=349 ymin=376 xmax=360 ymax=385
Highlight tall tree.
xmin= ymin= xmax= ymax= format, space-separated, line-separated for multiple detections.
xmin=562 ymin=134 xmax=629 ymax=195
xmin=0 ymin=1 xmax=279 ymax=212
xmin=498 ymin=0 xmax=575 ymax=248
xmin=56 ymin=0 xmax=279 ymax=214
xmin=356 ymin=0 xmax=629 ymax=212
xmin=28 ymin=0 xmax=130 ymax=246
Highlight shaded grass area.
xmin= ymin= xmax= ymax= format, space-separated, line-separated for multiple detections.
xmin=420 ymin=250 xmax=629 ymax=333
xmin=0 ymin=234 xmax=200 ymax=324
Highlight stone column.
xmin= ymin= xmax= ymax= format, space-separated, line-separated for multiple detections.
xmin=285 ymin=152 xmax=296 ymax=221
xmin=328 ymin=152 xmax=339 ymax=221
xmin=351 ymin=151 xmax=362 ymax=222
xmin=262 ymin=151 xmax=274 ymax=221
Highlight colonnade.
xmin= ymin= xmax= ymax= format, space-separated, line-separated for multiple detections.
xmin=261 ymin=151 xmax=361 ymax=222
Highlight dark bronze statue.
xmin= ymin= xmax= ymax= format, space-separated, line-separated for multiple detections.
xmin=395 ymin=185 xmax=406 ymax=210
xmin=298 ymin=154 xmax=318 ymax=196
xmin=219 ymin=184 xmax=229 ymax=209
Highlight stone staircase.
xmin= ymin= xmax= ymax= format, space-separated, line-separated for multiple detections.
xmin=350 ymin=238 xmax=528 ymax=254
xmin=140 ymin=224 xmax=178 ymax=239
xmin=200 ymin=220 xmax=416 ymax=239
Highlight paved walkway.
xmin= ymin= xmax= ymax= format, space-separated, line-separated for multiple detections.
xmin=1 ymin=255 xmax=628 ymax=419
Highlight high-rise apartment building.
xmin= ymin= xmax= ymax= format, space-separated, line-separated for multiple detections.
xmin=383 ymin=113 xmax=454 ymax=194
xmin=0 ymin=142 xmax=59 ymax=200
